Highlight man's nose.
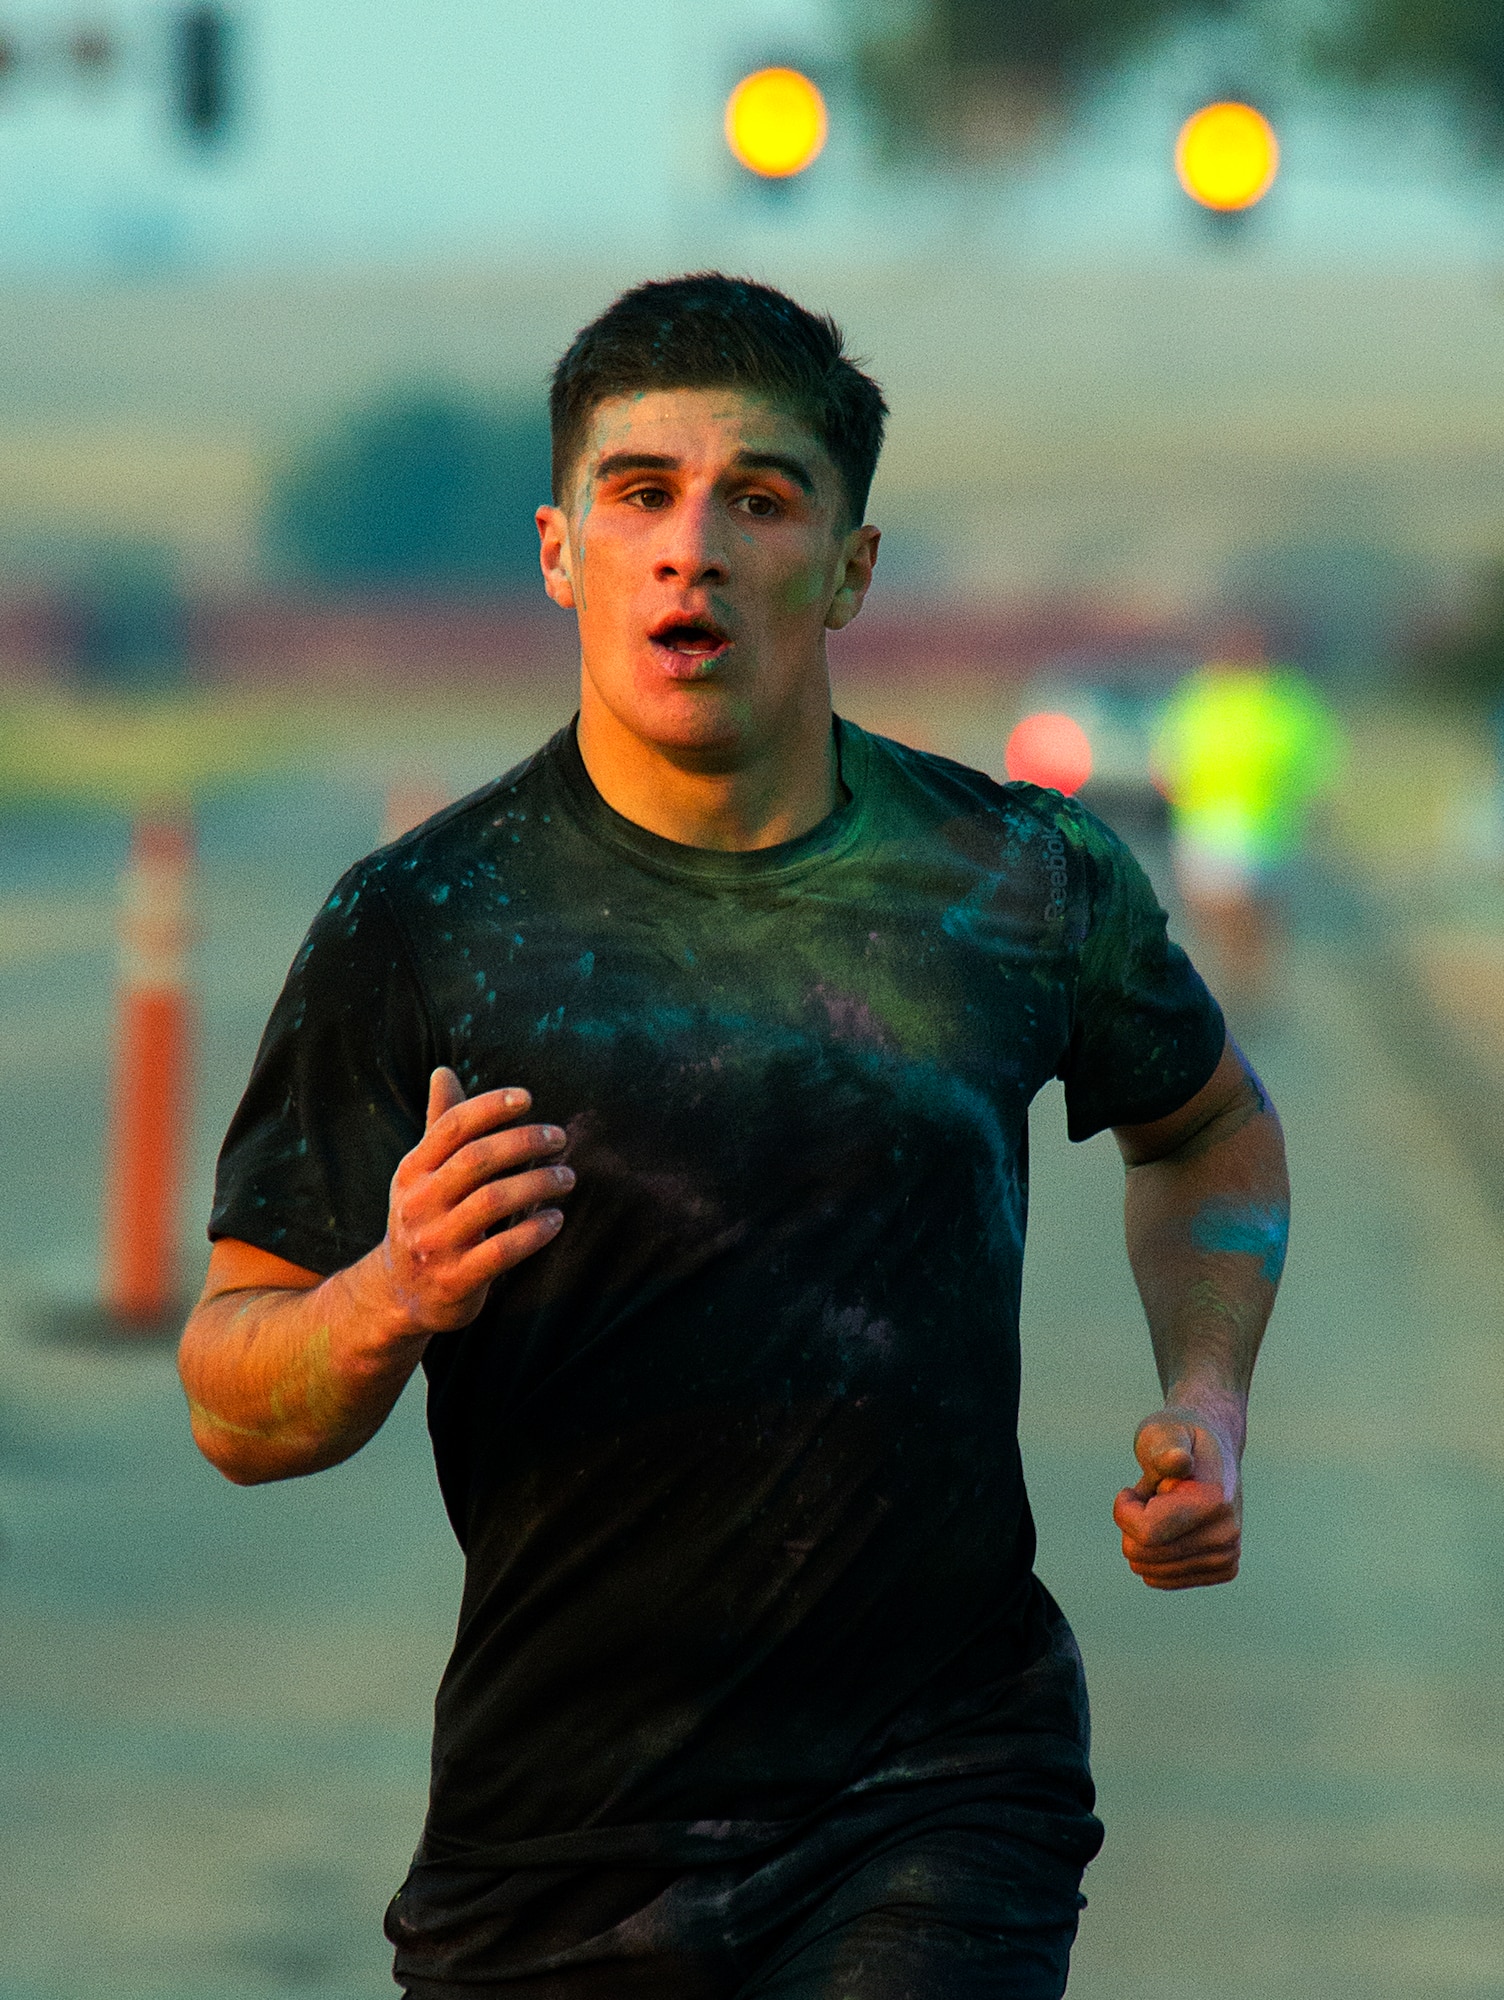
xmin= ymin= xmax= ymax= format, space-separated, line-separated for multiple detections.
xmin=653 ymin=493 xmax=728 ymax=586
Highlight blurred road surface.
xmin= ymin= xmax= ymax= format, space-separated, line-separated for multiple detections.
xmin=1 ymin=752 xmax=1501 ymax=2000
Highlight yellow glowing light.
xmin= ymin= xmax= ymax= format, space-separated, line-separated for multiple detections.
xmin=725 ymin=67 xmax=828 ymax=179
xmin=1175 ymin=101 xmax=1279 ymax=212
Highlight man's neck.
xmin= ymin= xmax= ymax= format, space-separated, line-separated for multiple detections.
xmin=575 ymin=696 xmax=842 ymax=853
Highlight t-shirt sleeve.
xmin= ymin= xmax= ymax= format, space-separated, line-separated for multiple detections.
xmin=208 ymin=862 xmax=435 ymax=1274
xmin=1056 ymin=809 xmax=1225 ymax=1142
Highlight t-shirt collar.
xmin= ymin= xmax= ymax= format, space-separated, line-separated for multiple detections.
xmin=552 ymin=714 xmax=868 ymax=887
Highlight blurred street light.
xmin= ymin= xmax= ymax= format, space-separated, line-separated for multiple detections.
xmin=1005 ymin=712 xmax=1093 ymax=794
xmin=1175 ymin=100 xmax=1279 ymax=211
xmin=724 ymin=67 xmax=827 ymax=179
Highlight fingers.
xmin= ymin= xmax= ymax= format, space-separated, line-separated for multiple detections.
xmin=1133 ymin=1417 xmax=1196 ymax=1496
xmin=380 ymin=1073 xmax=574 ymax=1333
xmin=433 ymin=1122 xmax=568 ymax=1204
xmin=457 ymin=1204 xmax=567 ymax=1286
xmin=385 ymin=1200 xmax=567 ymax=1330
xmin=1114 ymin=1476 xmax=1233 ymax=1546
xmin=1127 ymin=1548 xmax=1240 ymax=1590
xmin=1115 ymin=1474 xmax=1241 ymax=1590
xmin=446 ymin=1161 xmax=576 ymax=1245
xmin=412 ymin=1076 xmax=535 ymax=1173
xmin=426 ymin=1065 xmax=467 ymax=1129
xmin=1121 ymin=1507 xmax=1240 ymax=1583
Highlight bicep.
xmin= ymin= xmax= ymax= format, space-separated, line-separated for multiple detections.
xmin=199 ymin=1237 xmax=324 ymax=1306
xmin=1111 ymin=1034 xmax=1260 ymax=1167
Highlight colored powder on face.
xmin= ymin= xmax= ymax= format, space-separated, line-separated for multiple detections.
xmin=1190 ymin=1199 xmax=1289 ymax=1283
xmin=569 ymin=480 xmax=593 ymax=612
xmin=782 ymin=562 xmax=829 ymax=613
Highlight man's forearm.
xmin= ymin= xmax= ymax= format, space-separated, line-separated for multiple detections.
xmin=1121 ymin=1075 xmax=1288 ymax=1445
xmin=1109 ymin=1041 xmax=1285 ymax=1587
xmin=179 ymin=1252 xmax=430 ymax=1486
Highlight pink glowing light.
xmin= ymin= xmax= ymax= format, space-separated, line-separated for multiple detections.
xmin=1005 ymin=712 xmax=1094 ymax=794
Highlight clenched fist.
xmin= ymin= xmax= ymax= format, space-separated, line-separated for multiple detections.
xmin=1112 ymin=1409 xmax=1243 ymax=1591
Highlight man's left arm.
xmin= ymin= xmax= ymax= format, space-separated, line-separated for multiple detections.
xmin=1109 ymin=1036 xmax=1289 ymax=1590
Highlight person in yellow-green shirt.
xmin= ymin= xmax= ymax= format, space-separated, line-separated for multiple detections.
xmin=1153 ymin=663 xmax=1341 ymax=1002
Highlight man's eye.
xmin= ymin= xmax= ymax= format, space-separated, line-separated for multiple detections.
xmin=736 ymin=493 xmax=779 ymax=517
xmin=628 ymin=487 xmax=670 ymax=510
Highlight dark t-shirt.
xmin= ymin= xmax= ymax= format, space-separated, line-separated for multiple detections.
xmin=210 ymin=717 xmax=1223 ymax=1988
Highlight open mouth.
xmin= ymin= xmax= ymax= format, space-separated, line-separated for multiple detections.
xmin=649 ymin=617 xmax=732 ymax=664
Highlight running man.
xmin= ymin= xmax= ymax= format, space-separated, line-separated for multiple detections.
xmin=179 ymin=275 xmax=1289 ymax=1999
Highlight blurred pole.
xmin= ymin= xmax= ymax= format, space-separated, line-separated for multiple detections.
xmin=102 ymin=815 xmax=195 ymax=1327
xmin=174 ymin=5 xmax=234 ymax=146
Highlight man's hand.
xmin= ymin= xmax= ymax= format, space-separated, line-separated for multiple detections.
xmin=378 ymin=1068 xmax=575 ymax=1333
xmin=1112 ymin=1409 xmax=1242 ymax=1590
xmin=180 ymin=1067 xmax=575 ymax=1485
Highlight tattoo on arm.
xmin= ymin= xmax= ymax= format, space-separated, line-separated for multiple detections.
xmin=1137 ymin=1065 xmax=1272 ymax=1168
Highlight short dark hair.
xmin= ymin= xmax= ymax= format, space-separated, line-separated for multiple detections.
xmin=549 ymin=273 xmax=888 ymax=525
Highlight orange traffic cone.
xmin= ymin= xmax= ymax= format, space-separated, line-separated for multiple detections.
xmin=102 ymin=815 xmax=194 ymax=1328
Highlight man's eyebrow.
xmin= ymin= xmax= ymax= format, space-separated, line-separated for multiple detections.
xmin=732 ymin=450 xmax=814 ymax=493
xmin=591 ymin=452 xmax=679 ymax=481
xmin=587 ymin=448 xmax=816 ymax=493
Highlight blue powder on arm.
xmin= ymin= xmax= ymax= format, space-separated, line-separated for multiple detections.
xmin=1190 ymin=1200 xmax=1289 ymax=1283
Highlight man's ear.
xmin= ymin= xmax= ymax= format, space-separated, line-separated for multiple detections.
xmin=537 ymin=504 xmax=577 ymax=611
xmin=824 ymin=525 xmax=880 ymax=633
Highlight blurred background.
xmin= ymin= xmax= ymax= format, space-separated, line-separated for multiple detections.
xmin=3 ymin=3 xmax=1504 ymax=1995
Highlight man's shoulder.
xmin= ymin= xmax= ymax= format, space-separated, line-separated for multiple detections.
xmin=346 ymin=728 xmax=571 ymax=901
xmin=850 ymin=720 xmax=1105 ymax=855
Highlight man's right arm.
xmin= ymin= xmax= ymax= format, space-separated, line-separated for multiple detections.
xmin=178 ymin=1068 xmax=575 ymax=1485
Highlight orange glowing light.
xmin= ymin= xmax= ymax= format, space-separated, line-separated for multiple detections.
xmin=1175 ymin=101 xmax=1279 ymax=212
xmin=725 ymin=67 xmax=828 ymax=179
xmin=1005 ymin=713 xmax=1093 ymax=795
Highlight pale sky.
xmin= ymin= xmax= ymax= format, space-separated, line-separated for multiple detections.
xmin=0 ymin=0 xmax=1495 ymax=275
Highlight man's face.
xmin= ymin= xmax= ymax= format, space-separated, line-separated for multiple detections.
xmin=536 ymin=389 xmax=878 ymax=767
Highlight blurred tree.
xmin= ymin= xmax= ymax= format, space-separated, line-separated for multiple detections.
xmin=1219 ymin=539 xmax=1419 ymax=690
xmin=64 ymin=544 xmax=188 ymax=691
xmin=269 ymin=393 xmax=553 ymax=594
xmin=1317 ymin=1 xmax=1504 ymax=134
xmin=852 ymin=0 xmax=1237 ymax=157
xmin=1419 ymin=567 xmax=1504 ymax=702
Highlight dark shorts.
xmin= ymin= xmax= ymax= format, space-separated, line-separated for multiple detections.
xmin=729 ymin=1821 xmax=1085 ymax=1999
xmin=394 ymin=1797 xmax=1094 ymax=1999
